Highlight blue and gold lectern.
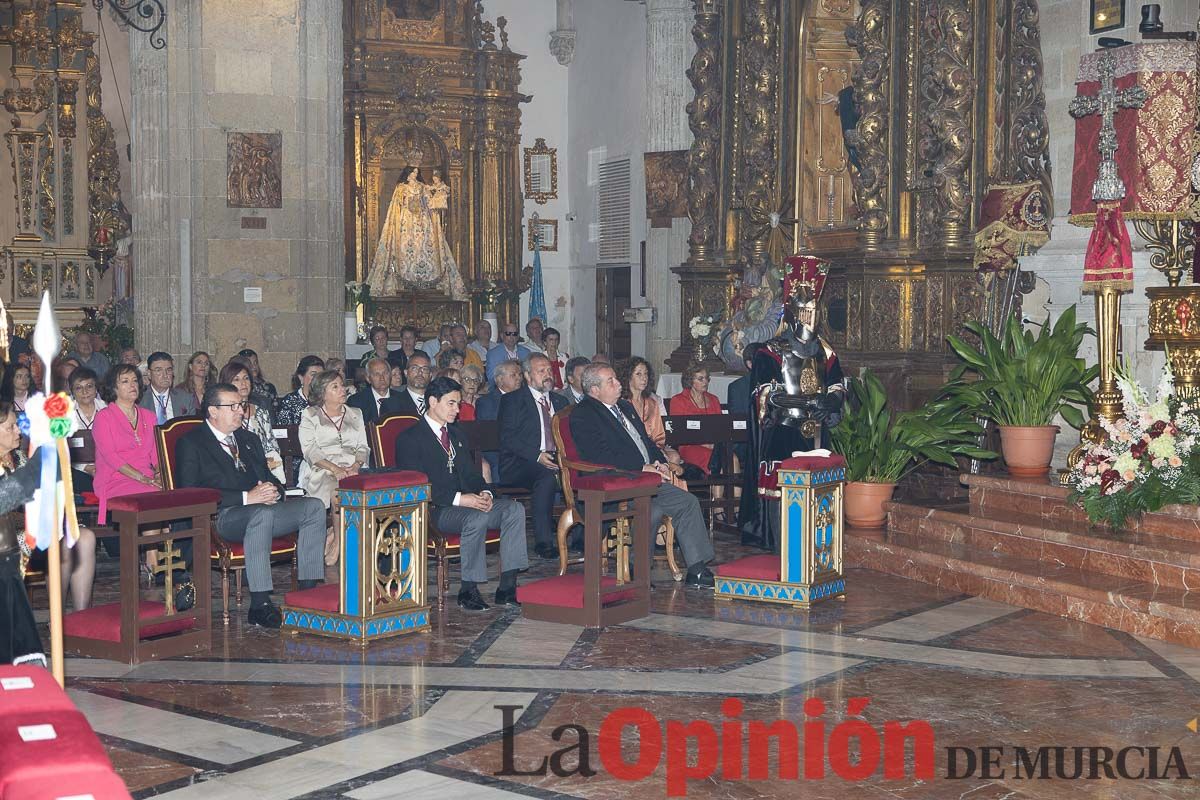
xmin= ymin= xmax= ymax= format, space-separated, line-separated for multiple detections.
xmin=282 ymin=472 xmax=431 ymax=643
xmin=715 ymin=454 xmax=846 ymax=607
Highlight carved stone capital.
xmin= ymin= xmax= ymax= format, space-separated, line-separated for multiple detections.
xmin=549 ymin=29 xmax=576 ymax=66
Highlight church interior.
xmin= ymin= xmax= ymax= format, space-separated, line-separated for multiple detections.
xmin=3 ymin=0 xmax=1200 ymax=797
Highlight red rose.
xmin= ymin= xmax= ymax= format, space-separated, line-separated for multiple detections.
xmin=1148 ymin=421 xmax=1167 ymax=438
xmin=1131 ymin=439 xmax=1148 ymax=459
xmin=1100 ymin=468 xmax=1120 ymax=494
xmin=43 ymin=392 xmax=69 ymax=419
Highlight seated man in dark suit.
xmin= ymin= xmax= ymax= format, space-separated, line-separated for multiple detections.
xmin=176 ymin=383 xmax=327 ymax=628
xmin=499 ymin=354 xmax=566 ymax=559
xmin=474 ymin=358 xmax=523 ymax=481
xmin=349 ymin=357 xmax=406 ymax=426
xmin=391 ymin=351 xmax=433 ymax=417
xmin=569 ymin=363 xmax=717 ymax=588
xmin=394 ymin=376 xmax=529 ymax=611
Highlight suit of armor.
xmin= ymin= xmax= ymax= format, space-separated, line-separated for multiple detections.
xmin=739 ymin=256 xmax=845 ymax=551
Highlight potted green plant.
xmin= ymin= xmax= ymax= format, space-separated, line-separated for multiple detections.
xmin=831 ymin=370 xmax=995 ymax=527
xmin=945 ymin=306 xmax=1097 ymax=477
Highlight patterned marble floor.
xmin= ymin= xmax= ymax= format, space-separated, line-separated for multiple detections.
xmin=39 ymin=542 xmax=1200 ymax=799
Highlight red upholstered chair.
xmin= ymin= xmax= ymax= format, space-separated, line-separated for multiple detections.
xmin=369 ymin=414 xmax=502 ymax=609
xmin=156 ymin=416 xmax=298 ymax=625
xmin=551 ymin=406 xmax=681 ymax=581
xmin=63 ymin=488 xmax=217 ymax=665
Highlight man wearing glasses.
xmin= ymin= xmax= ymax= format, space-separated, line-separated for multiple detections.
xmin=176 ymin=383 xmax=327 ymax=628
xmin=392 ymin=351 xmax=434 ymax=417
xmin=485 ymin=323 xmax=530 ymax=383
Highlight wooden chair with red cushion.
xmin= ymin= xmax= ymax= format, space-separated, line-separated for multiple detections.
xmin=155 ymin=416 xmax=298 ymax=625
xmin=551 ymin=406 xmax=681 ymax=581
xmin=63 ymin=487 xmax=217 ymax=665
xmin=369 ymin=413 xmax=502 ymax=609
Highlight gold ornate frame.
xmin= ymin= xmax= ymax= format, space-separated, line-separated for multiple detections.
xmin=527 ymin=217 xmax=558 ymax=252
xmin=523 ymin=138 xmax=558 ymax=205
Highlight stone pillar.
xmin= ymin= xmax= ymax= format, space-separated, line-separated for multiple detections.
xmin=643 ymin=0 xmax=694 ymax=372
xmin=129 ymin=9 xmax=175 ymax=355
xmin=127 ymin=0 xmax=345 ymax=379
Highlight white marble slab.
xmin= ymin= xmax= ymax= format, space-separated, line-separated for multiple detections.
xmin=857 ymin=597 xmax=1020 ymax=642
xmin=152 ymin=690 xmax=538 ymax=800
xmin=347 ymin=770 xmax=532 ymax=800
xmin=69 ymin=689 xmax=298 ymax=764
xmin=475 ymin=618 xmax=581 ymax=666
xmin=626 ymin=614 xmax=1166 ymax=678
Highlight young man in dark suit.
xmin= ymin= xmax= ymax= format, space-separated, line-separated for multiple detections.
xmin=349 ymin=357 xmax=406 ymax=426
xmin=391 ymin=351 xmax=433 ymax=417
xmin=554 ymin=356 xmax=590 ymax=406
xmin=498 ymin=354 xmax=566 ymax=559
xmin=176 ymin=383 xmax=327 ymax=627
xmin=568 ymin=363 xmax=717 ymax=587
xmin=394 ymin=376 xmax=529 ymax=611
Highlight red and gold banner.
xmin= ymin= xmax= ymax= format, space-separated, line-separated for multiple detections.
xmin=1083 ymin=203 xmax=1134 ymax=292
xmin=973 ymin=181 xmax=1050 ymax=272
xmin=1070 ymin=42 xmax=1196 ymax=225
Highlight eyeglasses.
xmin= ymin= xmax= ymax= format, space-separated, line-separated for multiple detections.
xmin=211 ymin=403 xmax=243 ymax=410
xmin=503 ymin=331 xmax=519 ymax=337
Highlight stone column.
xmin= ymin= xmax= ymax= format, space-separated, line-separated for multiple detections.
xmin=128 ymin=7 xmax=175 ymax=355
xmin=643 ymin=0 xmax=694 ymax=371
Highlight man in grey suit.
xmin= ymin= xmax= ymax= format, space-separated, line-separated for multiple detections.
xmin=554 ymin=356 xmax=590 ymax=406
xmin=139 ymin=352 xmax=199 ymax=424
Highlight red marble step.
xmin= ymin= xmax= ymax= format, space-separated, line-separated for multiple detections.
xmin=887 ymin=502 xmax=1200 ymax=591
xmin=964 ymin=473 xmax=1200 ymax=544
xmin=845 ymin=527 xmax=1200 ymax=648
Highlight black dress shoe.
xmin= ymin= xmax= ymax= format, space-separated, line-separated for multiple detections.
xmin=494 ymin=588 xmax=521 ymax=607
xmin=685 ymin=566 xmax=715 ymax=589
xmin=247 ymin=602 xmax=283 ymax=628
xmin=534 ymin=543 xmax=558 ymax=560
xmin=457 ymin=587 xmax=490 ymax=611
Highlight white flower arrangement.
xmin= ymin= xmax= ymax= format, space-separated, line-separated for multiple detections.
xmin=688 ymin=313 xmax=720 ymax=341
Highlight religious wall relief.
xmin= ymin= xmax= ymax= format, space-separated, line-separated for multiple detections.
xmin=644 ymin=150 xmax=689 ymax=228
xmin=227 ymin=132 xmax=282 ymax=209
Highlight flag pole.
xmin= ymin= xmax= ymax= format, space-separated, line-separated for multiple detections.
xmin=32 ymin=292 xmax=64 ymax=686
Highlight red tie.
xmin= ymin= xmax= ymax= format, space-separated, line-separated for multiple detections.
xmin=439 ymin=425 xmax=451 ymax=453
xmin=539 ymin=395 xmax=554 ymax=450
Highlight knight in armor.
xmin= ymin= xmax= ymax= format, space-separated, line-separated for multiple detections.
xmin=739 ymin=255 xmax=846 ymax=551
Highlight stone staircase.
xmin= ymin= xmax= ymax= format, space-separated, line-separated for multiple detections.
xmin=846 ymin=474 xmax=1200 ymax=647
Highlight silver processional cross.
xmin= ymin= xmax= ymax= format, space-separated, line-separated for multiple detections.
xmin=1068 ymin=48 xmax=1147 ymax=202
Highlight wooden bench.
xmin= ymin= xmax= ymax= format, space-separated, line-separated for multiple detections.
xmin=662 ymin=413 xmax=748 ymax=533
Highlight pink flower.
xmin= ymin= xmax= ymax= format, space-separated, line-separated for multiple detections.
xmin=1170 ymin=455 xmax=1183 ymax=467
xmin=1122 ymin=469 xmax=1137 ymax=481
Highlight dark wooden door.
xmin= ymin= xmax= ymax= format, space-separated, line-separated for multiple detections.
xmin=596 ymin=266 xmax=632 ymax=361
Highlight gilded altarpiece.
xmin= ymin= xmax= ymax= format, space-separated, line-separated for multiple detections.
xmin=0 ymin=1 xmax=123 ymax=323
xmin=344 ymin=1 xmax=529 ymax=338
xmin=678 ymin=0 xmax=1051 ymax=407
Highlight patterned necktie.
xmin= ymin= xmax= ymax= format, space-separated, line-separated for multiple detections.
xmin=155 ymin=392 xmax=167 ymax=425
xmin=610 ymin=405 xmax=649 ymax=464
xmin=223 ymin=434 xmax=244 ymax=471
xmin=377 ymin=396 xmax=383 ymax=416
xmin=539 ymin=394 xmax=554 ymax=451
xmin=416 ymin=394 xmax=426 ymax=414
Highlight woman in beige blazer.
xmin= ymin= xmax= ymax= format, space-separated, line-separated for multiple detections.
xmin=299 ymin=370 xmax=370 ymax=564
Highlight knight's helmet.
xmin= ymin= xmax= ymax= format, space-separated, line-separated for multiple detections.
xmin=781 ymin=255 xmax=830 ymax=338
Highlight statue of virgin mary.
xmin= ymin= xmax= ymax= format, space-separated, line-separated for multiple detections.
xmin=367 ymin=166 xmax=467 ymax=299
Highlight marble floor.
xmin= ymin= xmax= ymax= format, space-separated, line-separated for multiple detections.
xmin=36 ymin=541 xmax=1200 ymax=799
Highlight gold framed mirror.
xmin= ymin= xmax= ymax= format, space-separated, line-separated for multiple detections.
xmin=528 ymin=214 xmax=558 ymax=251
xmin=523 ymin=138 xmax=558 ymax=204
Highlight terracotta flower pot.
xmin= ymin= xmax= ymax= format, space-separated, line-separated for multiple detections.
xmin=845 ymin=481 xmax=897 ymax=529
xmin=999 ymin=425 xmax=1059 ymax=477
